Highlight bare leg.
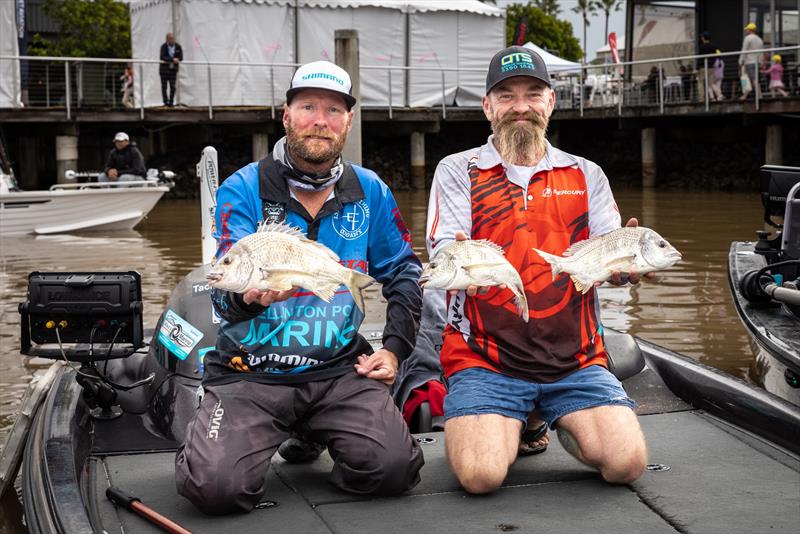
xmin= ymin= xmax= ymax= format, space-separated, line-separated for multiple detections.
xmin=555 ymin=405 xmax=647 ymax=485
xmin=444 ymin=414 xmax=523 ymax=494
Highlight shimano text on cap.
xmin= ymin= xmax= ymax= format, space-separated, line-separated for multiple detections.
xmin=286 ymin=61 xmax=357 ymax=109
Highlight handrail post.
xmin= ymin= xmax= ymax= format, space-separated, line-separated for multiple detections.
xmin=704 ymin=57 xmax=709 ymax=111
xmin=388 ymin=67 xmax=393 ymax=120
xmin=755 ymin=59 xmax=760 ymax=111
xmin=440 ymin=69 xmax=446 ymax=119
xmin=64 ymin=61 xmax=71 ymax=120
xmin=138 ymin=62 xmax=144 ymax=120
xmin=270 ymin=65 xmax=275 ymax=120
xmin=46 ymin=63 xmax=50 ymax=107
xmin=579 ymin=67 xmax=584 ymax=117
xmin=207 ymin=63 xmax=213 ymax=119
xmin=617 ymin=75 xmax=622 ymax=116
xmin=658 ymin=62 xmax=664 ymax=114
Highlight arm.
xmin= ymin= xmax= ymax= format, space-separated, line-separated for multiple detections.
xmin=176 ymin=44 xmax=183 ymax=62
xmin=366 ymin=182 xmax=423 ymax=363
xmin=426 ymin=157 xmax=472 ymax=256
xmin=103 ymin=149 xmax=115 ymax=173
xmin=159 ymin=44 xmax=169 ymax=64
xmin=120 ymin=148 xmax=146 ymax=176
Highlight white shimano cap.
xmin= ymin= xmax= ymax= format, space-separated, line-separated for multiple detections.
xmin=113 ymin=132 xmax=129 ymax=142
xmin=286 ymin=60 xmax=356 ymax=109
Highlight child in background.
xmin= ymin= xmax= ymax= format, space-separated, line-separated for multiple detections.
xmin=120 ymin=65 xmax=134 ymax=108
xmin=711 ymin=50 xmax=724 ymax=101
xmin=761 ymin=54 xmax=788 ymax=98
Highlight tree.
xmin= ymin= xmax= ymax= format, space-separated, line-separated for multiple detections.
xmin=532 ymin=0 xmax=561 ymax=17
xmin=28 ymin=0 xmax=131 ymax=58
xmin=571 ymin=0 xmax=598 ymax=60
xmin=596 ymin=0 xmax=623 ymax=44
xmin=505 ymin=4 xmax=582 ymax=62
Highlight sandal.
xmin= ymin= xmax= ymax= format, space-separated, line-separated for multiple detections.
xmin=518 ymin=422 xmax=549 ymax=456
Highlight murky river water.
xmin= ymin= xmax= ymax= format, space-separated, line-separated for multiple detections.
xmin=0 ymin=188 xmax=764 ymax=529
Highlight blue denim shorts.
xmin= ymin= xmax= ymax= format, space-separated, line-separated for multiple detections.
xmin=443 ymin=365 xmax=635 ymax=428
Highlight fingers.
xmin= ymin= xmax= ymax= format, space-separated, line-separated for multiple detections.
xmin=625 ymin=217 xmax=639 ymax=228
xmin=454 ymin=231 xmax=470 ymax=241
xmin=354 ymin=352 xmax=397 ymax=385
xmin=243 ymin=288 xmax=298 ymax=306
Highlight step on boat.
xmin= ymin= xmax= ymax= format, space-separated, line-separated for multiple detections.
xmin=728 ymin=165 xmax=800 ymax=407
xmin=0 ymin=146 xmax=173 ymax=236
xmin=8 ymin=149 xmax=800 ymax=534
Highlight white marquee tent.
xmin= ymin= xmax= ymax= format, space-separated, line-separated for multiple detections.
xmin=0 ymin=0 xmax=22 ymax=108
xmin=128 ymin=0 xmax=505 ymax=108
xmin=522 ymin=41 xmax=580 ymax=74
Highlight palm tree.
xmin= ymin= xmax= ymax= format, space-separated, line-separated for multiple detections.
xmin=596 ymin=0 xmax=623 ymax=44
xmin=571 ymin=0 xmax=598 ymax=60
xmin=533 ymin=0 xmax=561 ymax=17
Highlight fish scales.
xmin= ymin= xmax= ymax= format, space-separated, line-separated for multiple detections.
xmin=532 ymin=226 xmax=681 ymax=294
xmin=420 ymin=239 xmax=529 ymax=322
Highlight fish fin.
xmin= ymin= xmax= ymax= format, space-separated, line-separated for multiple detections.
xmin=570 ymin=275 xmax=595 ymax=294
xmin=532 ymin=248 xmax=563 ymax=280
xmin=511 ymin=288 xmax=529 ymax=322
xmin=471 ymin=239 xmax=506 ymax=256
xmin=604 ymin=255 xmax=636 ymax=272
xmin=307 ymin=240 xmax=341 ymax=262
xmin=562 ymin=238 xmax=595 ymax=257
xmin=345 ymin=269 xmax=377 ymax=314
xmin=311 ymin=282 xmax=339 ymax=303
xmin=257 ymin=221 xmax=306 ymax=239
xmin=258 ymin=268 xmax=299 ymax=291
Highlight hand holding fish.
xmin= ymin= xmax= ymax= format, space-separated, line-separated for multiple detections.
xmin=355 ymin=349 xmax=399 ymax=385
xmin=604 ymin=218 xmax=658 ymax=287
xmin=242 ymin=287 xmax=299 ymax=307
xmin=451 ymin=231 xmax=509 ymax=297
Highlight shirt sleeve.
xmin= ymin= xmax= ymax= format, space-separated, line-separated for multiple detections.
xmin=579 ymin=157 xmax=622 ymax=237
xmin=426 ymin=155 xmax=473 ymax=257
xmin=365 ymin=176 xmax=423 ymax=363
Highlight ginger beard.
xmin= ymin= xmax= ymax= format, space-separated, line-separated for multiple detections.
xmin=491 ymin=109 xmax=549 ymax=166
xmin=285 ymin=115 xmax=349 ymax=165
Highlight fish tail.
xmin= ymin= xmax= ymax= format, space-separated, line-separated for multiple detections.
xmin=512 ymin=287 xmax=530 ymax=323
xmin=532 ymin=248 xmax=563 ymax=280
xmin=346 ymin=269 xmax=377 ymax=314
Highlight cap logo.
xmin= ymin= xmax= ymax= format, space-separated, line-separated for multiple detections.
xmin=501 ymin=52 xmax=534 ymax=73
xmin=301 ymin=72 xmax=345 ymax=87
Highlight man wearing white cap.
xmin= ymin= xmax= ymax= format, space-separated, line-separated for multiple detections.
xmin=97 ymin=132 xmax=146 ymax=183
xmin=175 ymin=60 xmax=424 ymax=515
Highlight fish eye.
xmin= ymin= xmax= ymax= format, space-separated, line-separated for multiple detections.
xmin=222 ymin=257 xmax=232 ymax=265
xmin=658 ymin=241 xmax=667 ymax=248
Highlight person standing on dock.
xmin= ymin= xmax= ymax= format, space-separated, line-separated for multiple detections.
xmin=175 ymin=60 xmax=424 ymax=515
xmin=159 ymin=32 xmax=183 ymax=106
xmin=427 ymin=46 xmax=649 ymax=495
xmin=739 ymin=23 xmax=763 ymax=101
xmin=697 ymin=31 xmax=717 ymax=102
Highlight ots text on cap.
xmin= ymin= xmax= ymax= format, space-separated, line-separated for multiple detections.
xmin=485 ymin=46 xmax=551 ymax=95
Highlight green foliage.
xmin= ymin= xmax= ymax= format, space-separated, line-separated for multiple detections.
xmin=28 ymin=0 xmax=131 ymax=58
xmin=532 ymin=0 xmax=561 ymax=16
xmin=506 ymin=3 xmax=582 ymax=62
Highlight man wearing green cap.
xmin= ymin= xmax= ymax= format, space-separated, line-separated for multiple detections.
xmin=739 ymin=23 xmax=764 ymax=101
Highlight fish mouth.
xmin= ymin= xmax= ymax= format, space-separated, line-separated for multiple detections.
xmin=418 ymin=274 xmax=430 ymax=286
xmin=206 ymin=272 xmax=223 ymax=284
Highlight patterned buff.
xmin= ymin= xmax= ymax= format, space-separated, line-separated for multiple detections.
xmin=272 ymin=137 xmax=344 ymax=192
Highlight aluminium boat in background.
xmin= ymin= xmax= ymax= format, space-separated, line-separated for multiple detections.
xmin=728 ymin=165 xmax=800 ymax=407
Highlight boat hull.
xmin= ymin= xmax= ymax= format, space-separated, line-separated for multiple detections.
xmin=728 ymin=241 xmax=800 ymax=406
xmin=0 ymin=186 xmax=169 ymax=235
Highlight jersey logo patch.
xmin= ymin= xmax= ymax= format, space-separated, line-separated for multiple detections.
xmin=332 ymin=200 xmax=370 ymax=240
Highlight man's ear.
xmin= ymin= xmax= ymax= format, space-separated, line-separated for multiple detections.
xmin=482 ymin=95 xmax=493 ymax=122
xmin=282 ymin=104 xmax=290 ymax=128
xmin=346 ymin=109 xmax=354 ymax=132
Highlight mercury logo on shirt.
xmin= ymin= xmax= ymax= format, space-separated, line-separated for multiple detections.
xmin=542 ymin=186 xmax=585 ymax=197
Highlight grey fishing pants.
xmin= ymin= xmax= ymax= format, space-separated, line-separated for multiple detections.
xmin=175 ymin=371 xmax=424 ymax=515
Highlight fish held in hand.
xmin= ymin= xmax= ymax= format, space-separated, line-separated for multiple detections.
xmin=420 ymin=239 xmax=529 ymax=322
xmin=206 ymin=222 xmax=376 ymax=312
xmin=532 ymin=226 xmax=681 ymax=294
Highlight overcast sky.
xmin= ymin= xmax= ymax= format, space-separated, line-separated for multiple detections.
xmin=492 ymin=0 xmax=627 ymax=59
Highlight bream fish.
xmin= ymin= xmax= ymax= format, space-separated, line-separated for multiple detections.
xmin=419 ymin=239 xmax=529 ymax=322
xmin=532 ymin=226 xmax=681 ymax=294
xmin=206 ymin=222 xmax=375 ymax=313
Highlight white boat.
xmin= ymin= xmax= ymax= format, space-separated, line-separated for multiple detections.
xmin=0 ymin=169 xmax=171 ymax=236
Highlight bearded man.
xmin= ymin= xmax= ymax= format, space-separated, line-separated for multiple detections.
xmin=426 ymin=47 xmax=648 ymax=494
xmin=175 ymin=61 xmax=424 ymax=515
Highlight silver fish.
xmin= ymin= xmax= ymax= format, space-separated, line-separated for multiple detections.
xmin=532 ymin=226 xmax=681 ymax=294
xmin=206 ymin=222 xmax=375 ymax=313
xmin=420 ymin=239 xmax=529 ymax=322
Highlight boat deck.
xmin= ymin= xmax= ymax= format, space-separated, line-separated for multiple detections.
xmin=87 ymin=369 xmax=800 ymax=534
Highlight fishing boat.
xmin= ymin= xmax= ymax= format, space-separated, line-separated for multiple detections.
xmin=6 ymin=150 xmax=800 ymax=534
xmin=0 ymin=149 xmax=172 ymax=236
xmin=728 ymin=165 xmax=800 ymax=407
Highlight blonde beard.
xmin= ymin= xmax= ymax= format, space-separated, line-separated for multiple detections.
xmin=285 ymin=117 xmax=348 ymax=165
xmin=491 ymin=111 xmax=549 ymax=166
